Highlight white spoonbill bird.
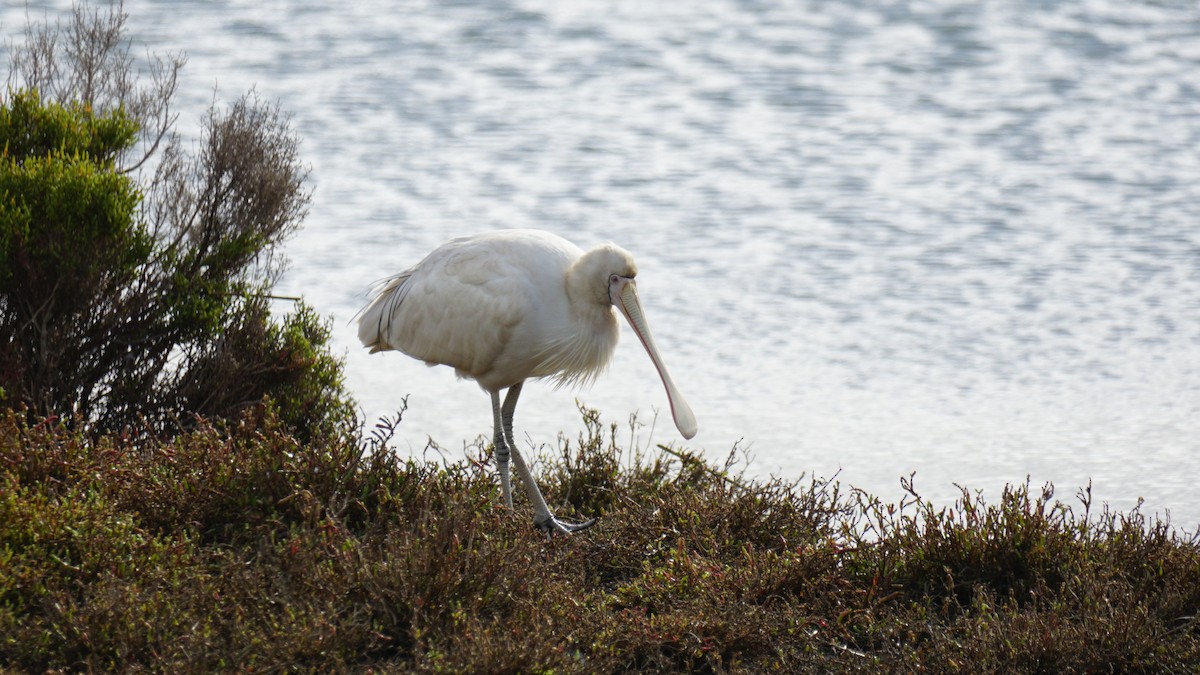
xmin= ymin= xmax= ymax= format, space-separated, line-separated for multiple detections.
xmin=358 ymin=229 xmax=697 ymax=535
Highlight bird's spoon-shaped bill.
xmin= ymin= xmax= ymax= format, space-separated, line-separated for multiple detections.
xmin=615 ymin=281 xmax=698 ymax=439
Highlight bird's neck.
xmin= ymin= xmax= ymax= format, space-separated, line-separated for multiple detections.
xmin=533 ymin=266 xmax=619 ymax=389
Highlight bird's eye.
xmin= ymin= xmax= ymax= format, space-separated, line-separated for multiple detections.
xmin=608 ymin=274 xmax=619 ymax=285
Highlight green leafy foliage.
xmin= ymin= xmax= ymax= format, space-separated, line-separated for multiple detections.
xmin=0 ymin=98 xmax=146 ymax=296
xmin=0 ymin=88 xmax=137 ymax=164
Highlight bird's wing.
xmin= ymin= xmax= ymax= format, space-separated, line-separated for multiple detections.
xmin=359 ymin=242 xmax=528 ymax=379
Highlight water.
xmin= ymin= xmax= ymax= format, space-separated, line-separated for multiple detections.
xmin=5 ymin=0 xmax=1199 ymax=529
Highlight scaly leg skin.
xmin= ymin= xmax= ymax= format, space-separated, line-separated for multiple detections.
xmin=501 ymin=382 xmax=597 ymax=537
xmin=490 ymin=390 xmax=514 ymax=508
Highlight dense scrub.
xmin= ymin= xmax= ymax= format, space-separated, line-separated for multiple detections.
xmin=2 ymin=408 xmax=1197 ymax=673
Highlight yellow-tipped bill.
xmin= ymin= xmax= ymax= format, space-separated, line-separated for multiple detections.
xmin=615 ymin=280 xmax=697 ymax=439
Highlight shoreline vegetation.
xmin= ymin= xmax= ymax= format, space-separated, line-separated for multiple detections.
xmin=3 ymin=405 xmax=1199 ymax=672
xmin=2 ymin=2 xmax=1198 ymax=671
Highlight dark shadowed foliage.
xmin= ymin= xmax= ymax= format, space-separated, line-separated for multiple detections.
xmin=1 ymin=407 xmax=1197 ymax=672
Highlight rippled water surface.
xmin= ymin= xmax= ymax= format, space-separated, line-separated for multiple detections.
xmin=6 ymin=1 xmax=1199 ymax=527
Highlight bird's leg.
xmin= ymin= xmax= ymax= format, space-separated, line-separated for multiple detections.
xmin=490 ymin=390 xmax=514 ymax=508
xmin=500 ymin=382 xmax=597 ymax=537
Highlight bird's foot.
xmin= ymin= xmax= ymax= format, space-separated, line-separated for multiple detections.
xmin=534 ymin=514 xmax=598 ymax=538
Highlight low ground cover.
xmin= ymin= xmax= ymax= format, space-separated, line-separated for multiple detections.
xmin=2 ymin=407 xmax=1197 ymax=672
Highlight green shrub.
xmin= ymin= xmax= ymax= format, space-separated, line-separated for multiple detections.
xmin=0 ymin=87 xmax=137 ymax=162
xmin=0 ymin=2 xmax=354 ymax=439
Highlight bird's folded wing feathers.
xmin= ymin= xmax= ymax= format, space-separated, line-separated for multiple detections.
xmin=359 ymin=248 xmax=527 ymax=378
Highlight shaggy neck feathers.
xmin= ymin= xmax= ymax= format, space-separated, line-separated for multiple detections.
xmin=535 ymin=244 xmax=638 ymax=388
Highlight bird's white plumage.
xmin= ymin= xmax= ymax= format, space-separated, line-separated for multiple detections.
xmin=358 ymin=229 xmax=625 ymax=393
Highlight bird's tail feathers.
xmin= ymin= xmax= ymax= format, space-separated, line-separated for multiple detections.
xmin=356 ymin=271 xmax=414 ymax=351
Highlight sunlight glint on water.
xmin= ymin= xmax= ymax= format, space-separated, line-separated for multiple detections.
xmin=4 ymin=0 xmax=1198 ymax=527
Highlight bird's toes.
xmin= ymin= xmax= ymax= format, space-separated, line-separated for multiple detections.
xmin=534 ymin=515 xmax=598 ymax=537
xmin=560 ymin=516 xmax=598 ymax=533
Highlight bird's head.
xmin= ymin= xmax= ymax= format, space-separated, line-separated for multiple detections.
xmin=572 ymin=244 xmax=638 ymax=307
xmin=572 ymin=243 xmax=697 ymax=440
